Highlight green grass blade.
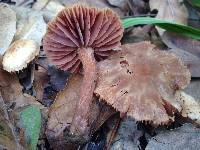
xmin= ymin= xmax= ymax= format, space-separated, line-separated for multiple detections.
xmin=122 ymin=17 xmax=200 ymax=40
xmin=187 ymin=0 xmax=200 ymax=8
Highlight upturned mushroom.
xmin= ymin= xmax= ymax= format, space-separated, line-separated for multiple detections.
xmin=95 ymin=42 xmax=191 ymax=124
xmin=43 ymin=5 xmax=123 ymax=135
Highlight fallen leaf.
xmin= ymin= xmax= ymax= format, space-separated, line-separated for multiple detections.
xmin=13 ymin=6 xmax=47 ymax=46
xmin=162 ymin=32 xmax=200 ymax=57
xmin=47 ymin=66 xmax=70 ymax=91
xmin=59 ymin=0 xmax=124 ymax=16
xmin=20 ymin=105 xmax=41 ymax=150
xmin=146 ymin=123 xmax=200 ymax=150
xmin=110 ymin=117 xmax=142 ymax=150
xmin=0 ymin=93 xmax=24 ymax=150
xmin=95 ymin=42 xmax=190 ymax=124
xmin=46 ymin=75 xmax=86 ymax=138
xmin=107 ymin=0 xmax=127 ymax=9
xmin=32 ymin=0 xmax=65 ymax=22
xmin=13 ymin=0 xmax=35 ymax=7
xmin=168 ymin=47 xmax=200 ymax=77
xmin=149 ymin=0 xmax=188 ymax=35
xmin=18 ymin=63 xmax=35 ymax=93
xmin=0 ymin=3 xmax=16 ymax=55
xmin=33 ymin=69 xmax=49 ymax=102
xmin=126 ymin=0 xmax=150 ymax=15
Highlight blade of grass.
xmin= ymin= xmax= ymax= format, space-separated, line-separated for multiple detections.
xmin=186 ymin=0 xmax=200 ymax=8
xmin=122 ymin=17 xmax=200 ymax=40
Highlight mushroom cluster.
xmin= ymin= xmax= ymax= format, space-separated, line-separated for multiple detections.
xmin=95 ymin=42 xmax=191 ymax=124
xmin=43 ymin=5 xmax=124 ymax=135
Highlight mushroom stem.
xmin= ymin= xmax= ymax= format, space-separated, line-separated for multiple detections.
xmin=70 ymin=47 xmax=97 ymax=136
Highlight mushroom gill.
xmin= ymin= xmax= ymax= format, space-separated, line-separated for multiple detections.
xmin=95 ymin=42 xmax=191 ymax=124
xmin=43 ymin=5 xmax=124 ymax=136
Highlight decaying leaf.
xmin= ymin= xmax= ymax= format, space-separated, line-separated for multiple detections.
xmin=146 ymin=123 xmax=200 ymax=150
xmin=20 ymin=105 xmax=41 ymax=150
xmin=107 ymin=0 xmax=127 ymax=10
xmin=59 ymin=0 xmax=124 ymax=16
xmin=126 ymin=0 xmax=150 ymax=15
xmin=149 ymin=0 xmax=188 ymax=35
xmin=47 ymin=75 xmax=83 ymax=138
xmin=0 ymin=66 xmax=23 ymax=103
xmin=32 ymin=0 xmax=65 ymax=22
xmin=13 ymin=6 xmax=47 ymax=46
xmin=168 ymin=47 xmax=200 ymax=77
xmin=33 ymin=70 xmax=49 ymax=102
xmin=46 ymin=75 xmax=99 ymax=148
xmin=162 ymin=32 xmax=200 ymax=57
xmin=0 ymin=93 xmax=24 ymax=150
xmin=95 ymin=42 xmax=191 ymax=124
xmin=3 ymin=40 xmax=39 ymax=72
xmin=48 ymin=66 xmax=70 ymax=91
xmin=0 ymin=3 xmax=16 ymax=55
xmin=110 ymin=117 xmax=142 ymax=150
xmin=150 ymin=0 xmax=188 ymax=24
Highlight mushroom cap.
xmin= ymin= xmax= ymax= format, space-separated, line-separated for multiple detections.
xmin=95 ymin=42 xmax=191 ymax=124
xmin=3 ymin=39 xmax=39 ymax=72
xmin=43 ymin=5 xmax=124 ymax=73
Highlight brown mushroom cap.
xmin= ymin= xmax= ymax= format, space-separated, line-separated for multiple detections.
xmin=43 ymin=5 xmax=123 ymax=73
xmin=95 ymin=42 xmax=191 ymax=124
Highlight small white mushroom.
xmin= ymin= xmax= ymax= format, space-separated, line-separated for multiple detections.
xmin=3 ymin=39 xmax=39 ymax=72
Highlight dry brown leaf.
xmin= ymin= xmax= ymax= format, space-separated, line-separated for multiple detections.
xmin=46 ymin=75 xmax=100 ymax=149
xmin=47 ymin=75 xmax=83 ymax=138
xmin=59 ymin=0 xmax=124 ymax=16
xmin=13 ymin=7 xmax=47 ymax=46
xmin=0 ymin=71 xmax=22 ymax=104
xmin=168 ymin=47 xmax=200 ymax=77
xmin=33 ymin=69 xmax=49 ymax=101
xmin=46 ymin=75 xmax=101 ymax=136
xmin=150 ymin=0 xmax=188 ymax=23
xmin=0 ymin=94 xmax=24 ymax=150
xmin=95 ymin=42 xmax=190 ymax=124
xmin=162 ymin=32 xmax=200 ymax=77
xmin=163 ymin=32 xmax=200 ymax=57
xmin=33 ymin=0 xmax=65 ymax=23
xmin=146 ymin=123 xmax=200 ymax=150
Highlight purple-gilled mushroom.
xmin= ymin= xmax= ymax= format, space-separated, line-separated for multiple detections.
xmin=43 ymin=5 xmax=124 ymax=136
xmin=95 ymin=42 xmax=191 ymax=124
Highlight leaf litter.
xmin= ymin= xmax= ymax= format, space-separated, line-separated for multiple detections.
xmin=0 ymin=0 xmax=200 ymax=150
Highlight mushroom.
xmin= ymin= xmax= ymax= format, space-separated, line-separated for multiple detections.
xmin=3 ymin=39 xmax=39 ymax=72
xmin=95 ymin=42 xmax=191 ymax=124
xmin=43 ymin=5 xmax=123 ymax=135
